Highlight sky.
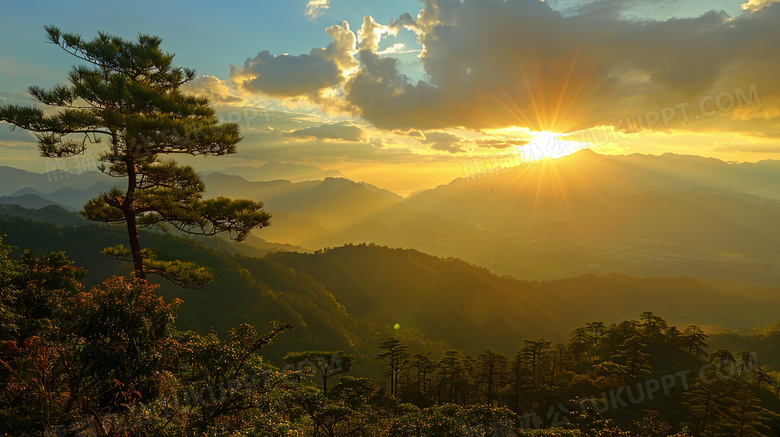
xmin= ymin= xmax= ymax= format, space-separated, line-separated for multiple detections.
xmin=1 ymin=0 xmax=780 ymax=195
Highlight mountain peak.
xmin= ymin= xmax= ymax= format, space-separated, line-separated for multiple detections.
xmin=321 ymin=176 xmax=354 ymax=184
xmin=209 ymin=162 xmax=344 ymax=183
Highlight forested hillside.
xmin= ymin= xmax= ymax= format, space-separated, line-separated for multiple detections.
xmin=4 ymin=209 xmax=780 ymax=365
xmin=2 ymin=234 xmax=779 ymax=436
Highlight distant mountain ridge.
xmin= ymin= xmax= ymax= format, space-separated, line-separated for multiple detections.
xmin=3 ymin=150 xmax=780 ymax=286
xmin=202 ymin=161 xmax=345 ymax=182
xmin=196 ymin=152 xmax=780 ymax=286
xmin=0 ymin=193 xmax=75 ymax=211
xmin=11 ymin=181 xmax=117 ymax=211
xmin=0 ymin=165 xmax=110 ymax=197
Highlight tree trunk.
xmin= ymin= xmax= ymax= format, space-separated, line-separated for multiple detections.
xmin=124 ymin=210 xmax=145 ymax=279
xmin=124 ymin=160 xmax=145 ymax=279
xmin=550 ymin=356 xmax=556 ymax=385
xmin=702 ymin=389 xmax=711 ymax=432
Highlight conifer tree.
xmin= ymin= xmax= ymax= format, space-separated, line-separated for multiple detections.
xmin=639 ymin=311 xmax=667 ymax=337
xmin=0 ymin=26 xmax=270 ymax=288
xmin=711 ymin=349 xmax=737 ymax=375
xmin=586 ymin=321 xmax=606 ymax=344
xmin=283 ymin=351 xmax=354 ymax=396
xmin=476 ymin=349 xmax=509 ymax=405
xmin=684 ymin=325 xmax=709 ymax=358
xmin=376 ymin=337 xmax=408 ymax=397
xmin=665 ymin=325 xmax=682 ymax=353
xmin=717 ymin=382 xmax=779 ymax=436
xmin=569 ymin=327 xmax=590 ymax=363
xmin=410 ymin=353 xmax=436 ymax=397
xmin=521 ymin=339 xmax=551 ymax=383
xmin=612 ymin=335 xmax=651 ymax=380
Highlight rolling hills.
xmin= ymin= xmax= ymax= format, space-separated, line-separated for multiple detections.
xmin=2 ymin=206 xmax=780 ymax=376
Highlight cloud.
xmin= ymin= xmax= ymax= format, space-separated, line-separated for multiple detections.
xmin=344 ymin=50 xmax=457 ymax=130
xmin=231 ymin=22 xmax=356 ymax=98
xmin=336 ymin=0 xmax=780 ymax=138
xmin=230 ymin=51 xmax=341 ymax=97
xmin=183 ymin=75 xmax=243 ymax=104
xmin=284 ymin=122 xmax=367 ymax=142
xmin=560 ymin=0 xmax=682 ymax=19
xmin=474 ymin=138 xmax=527 ymax=149
xmin=319 ymin=22 xmax=360 ymax=74
xmin=741 ymin=0 xmax=780 ymax=12
xmin=389 ymin=12 xmax=418 ymax=33
xmin=430 ymin=143 xmax=463 ymax=154
xmin=305 ymin=0 xmax=329 ymax=20
xmin=0 ymin=121 xmax=36 ymax=143
xmin=713 ymin=143 xmax=780 ymax=154
xmin=224 ymin=127 xmax=420 ymax=164
xmin=0 ymin=142 xmax=35 ymax=151
xmin=422 ymin=131 xmax=463 ymax=153
xmin=357 ymin=16 xmax=398 ymax=53
xmin=0 ymin=122 xmax=37 ymax=152
xmin=377 ymin=43 xmax=421 ymax=55
xmin=230 ymin=50 xmax=341 ymax=97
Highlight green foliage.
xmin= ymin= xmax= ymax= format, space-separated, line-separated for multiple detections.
xmin=2 ymin=228 xmax=780 ymax=436
xmin=0 ymin=238 xmax=305 ymax=436
xmin=283 ymin=350 xmax=354 ymax=396
xmin=0 ymin=244 xmax=179 ymax=433
xmin=102 ymin=243 xmax=214 ymax=288
xmin=612 ymin=335 xmax=651 ymax=380
xmin=0 ymin=214 xmax=365 ymax=368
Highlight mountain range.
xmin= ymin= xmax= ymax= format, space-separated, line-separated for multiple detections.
xmin=201 ymin=161 xmax=345 ymax=182
xmin=3 ymin=207 xmax=780 ymax=374
xmin=2 ymin=150 xmax=780 ymax=287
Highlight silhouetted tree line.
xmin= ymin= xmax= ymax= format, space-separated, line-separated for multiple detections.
xmin=375 ymin=311 xmax=780 ymax=436
xmin=3 ymin=238 xmax=780 ymax=436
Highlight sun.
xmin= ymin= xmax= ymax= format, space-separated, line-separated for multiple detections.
xmin=517 ymin=130 xmax=578 ymax=162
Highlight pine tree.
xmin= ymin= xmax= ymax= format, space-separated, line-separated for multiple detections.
xmin=376 ymin=337 xmax=408 ymax=397
xmin=753 ymin=366 xmax=775 ymax=389
xmin=554 ymin=343 xmax=567 ymax=375
xmin=717 ymin=382 xmax=779 ymax=437
xmin=639 ymin=311 xmax=667 ymax=337
xmin=476 ymin=349 xmax=509 ymax=405
xmin=435 ymin=350 xmax=473 ymax=404
xmin=612 ymin=335 xmax=651 ymax=380
xmin=511 ymin=350 xmax=526 ymax=414
xmin=0 ymin=27 xmax=270 ymax=288
xmin=569 ymin=327 xmax=591 ymax=364
xmin=736 ymin=351 xmax=760 ymax=380
xmin=521 ymin=339 xmax=552 ymax=383
xmin=410 ymin=353 xmax=436 ymax=400
xmin=684 ymin=325 xmax=709 ymax=358
xmin=282 ymin=351 xmax=354 ymax=397
xmin=683 ymin=370 xmax=729 ymax=435
xmin=586 ymin=321 xmax=606 ymax=344
xmin=665 ymin=325 xmax=682 ymax=353
xmin=710 ymin=349 xmax=737 ymax=376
